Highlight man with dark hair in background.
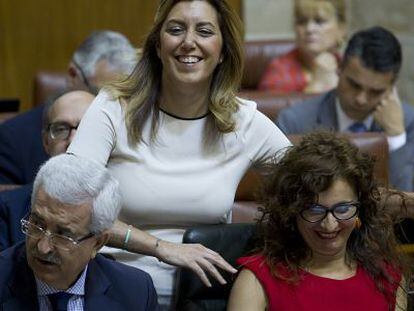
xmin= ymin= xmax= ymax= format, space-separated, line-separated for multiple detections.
xmin=0 ymin=30 xmax=137 ymax=185
xmin=277 ymin=26 xmax=414 ymax=192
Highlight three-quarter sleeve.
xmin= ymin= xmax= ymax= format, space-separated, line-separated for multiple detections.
xmin=67 ymin=90 xmax=120 ymax=166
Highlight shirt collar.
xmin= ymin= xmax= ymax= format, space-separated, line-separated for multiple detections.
xmin=335 ymin=98 xmax=374 ymax=132
xmin=35 ymin=264 xmax=88 ymax=296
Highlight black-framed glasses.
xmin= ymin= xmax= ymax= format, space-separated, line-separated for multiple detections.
xmin=300 ymin=201 xmax=360 ymax=223
xmin=21 ymin=219 xmax=94 ymax=252
xmin=47 ymin=122 xmax=78 ymax=140
xmin=72 ymin=60 xmax=99 ymax=95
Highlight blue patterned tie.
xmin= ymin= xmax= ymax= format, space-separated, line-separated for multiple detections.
xmin=48 ymin=292 xmax=73 ymax=311
xmin=348 ymin=122 xmax=368 ymax=133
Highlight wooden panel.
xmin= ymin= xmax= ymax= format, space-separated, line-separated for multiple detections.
xmin=227 ymin=0 xmax=242 ymax=14
xmin=0 ymin=0 xmax=240 ymax=111
xmin=0 ymin=0 xmax=158 ymax=111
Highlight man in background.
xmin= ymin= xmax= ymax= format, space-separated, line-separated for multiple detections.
xmin=0 ymin=90 xmax=94 ymax=251
xmin=0 ymin=30 xmax=136 ymax=184
xmin=277 ymin=26 xmax=414 ymax=191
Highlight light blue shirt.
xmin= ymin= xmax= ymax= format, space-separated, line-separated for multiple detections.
xmin=35 ymin=265 xmax=88 ymax=311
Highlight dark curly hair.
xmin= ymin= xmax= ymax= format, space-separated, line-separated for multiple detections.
xmin=256 ymin=131 xmax=408 ymax=305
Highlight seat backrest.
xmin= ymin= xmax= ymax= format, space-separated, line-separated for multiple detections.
xmin=232 ymin=201 xmax=261 ymax=224
xmin=242 ymin=40 xmax=295 ymax=90
xmin=33 ymin=71 xmax=67 ymax=107
xmin=238 ymin=90 xmax=318 ymax=121
xmin=0 ymin=99 xmax=20 ymax=113
xmin=176 ymin=223 xmax=256 ymax=311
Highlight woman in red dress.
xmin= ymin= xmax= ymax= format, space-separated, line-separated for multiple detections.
xmin=228 ymin=132 xmax=409 ymax=311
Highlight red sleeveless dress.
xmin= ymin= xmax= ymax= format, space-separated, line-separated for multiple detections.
xmin=237 ymin=255 xmax=401 ymax=311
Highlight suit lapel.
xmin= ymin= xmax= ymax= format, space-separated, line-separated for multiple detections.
xmin=3 ymin=246 xmax=39 ymax=311
xmin=316 ymin=90 xmax=340 ymax=130
xmin=2 ymin=297 xmax=38 ymax=311
xmin=84 ymin=257 xmax=124 ymax=311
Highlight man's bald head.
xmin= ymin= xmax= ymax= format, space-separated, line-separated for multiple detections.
xmin=42 ymin=91 xmax=94 ymax=156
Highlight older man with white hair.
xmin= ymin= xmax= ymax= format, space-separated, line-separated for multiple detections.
xmin=0 ymin=154 xmax=159 ymax=311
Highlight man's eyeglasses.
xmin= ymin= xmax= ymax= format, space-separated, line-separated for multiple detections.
xmin=72 ymin=60 xmax=99 ymax=95
xmin=47 ymin=122 xmax=78 ymax=140
xmin=300 ymin=202 xmax=360 ymax=223
xmin=21 ymin=219 xmax=94 ymax=251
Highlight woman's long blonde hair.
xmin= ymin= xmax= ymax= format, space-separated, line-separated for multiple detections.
xmin=109 ymin=0 xmax=244 ymax=145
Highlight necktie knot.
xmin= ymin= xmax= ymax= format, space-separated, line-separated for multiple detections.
xmin=348 ymin=122 xmax=367 ymax=133
xmin=48 ymin=292 xmax=73 ymax=311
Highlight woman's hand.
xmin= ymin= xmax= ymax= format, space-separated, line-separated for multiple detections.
xmin=155 ymin=239 xmax=237 ymax=287
xmin=108 ymin=220 xmax=237 ymax=287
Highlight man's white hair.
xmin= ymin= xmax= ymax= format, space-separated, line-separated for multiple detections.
xmin=32 ymin=154 xmax=121 ymax=234
xmin=72 ymin=30 xmax=137 ymax=78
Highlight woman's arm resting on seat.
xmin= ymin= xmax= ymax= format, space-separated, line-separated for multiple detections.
xmin=108 ymin=220 xmax=237 ymax=287
xmin=380 ymin=188 xmax=414 ymax=221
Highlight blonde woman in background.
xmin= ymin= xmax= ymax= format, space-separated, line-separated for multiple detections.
xmin=259 ymin=0 xmax=346 ymax=94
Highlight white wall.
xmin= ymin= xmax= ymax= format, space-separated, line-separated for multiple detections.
xmin=243 ymin=0 xmax=294 ymax=40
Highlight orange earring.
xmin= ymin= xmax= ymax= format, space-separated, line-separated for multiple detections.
xmin=355 ymin=217 xmax=362 ymax=229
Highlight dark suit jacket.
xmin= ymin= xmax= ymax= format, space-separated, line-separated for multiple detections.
xmin=0 ymin=184 xmax=32 ymax=252
xmin=276 ymin=90 xmax=414 ymax=191
xmin=0 ymin=106 xmax=48 ymax=185
xmin=0 ymin=242 xmax=159 ymax=311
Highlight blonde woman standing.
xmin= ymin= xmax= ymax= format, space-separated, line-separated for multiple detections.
xmin=68 ymin=0 xmax=291 ymax=308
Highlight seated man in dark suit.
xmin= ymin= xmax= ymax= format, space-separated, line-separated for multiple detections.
xmin=277 ymin=26 xmax=414 ymax=192
xmin=0 ymin=154 xmax=159 ymax=310
xmin=0 ymin=30 xmax=137 ymax=185
xmin=0 ymin=90 xmax=94 ymax=251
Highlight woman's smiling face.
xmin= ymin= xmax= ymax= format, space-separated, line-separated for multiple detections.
xmin=297 ymin=178 xmax=358 ymax=259
xmin=157 ymin=1 xmax=223 ymax=89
